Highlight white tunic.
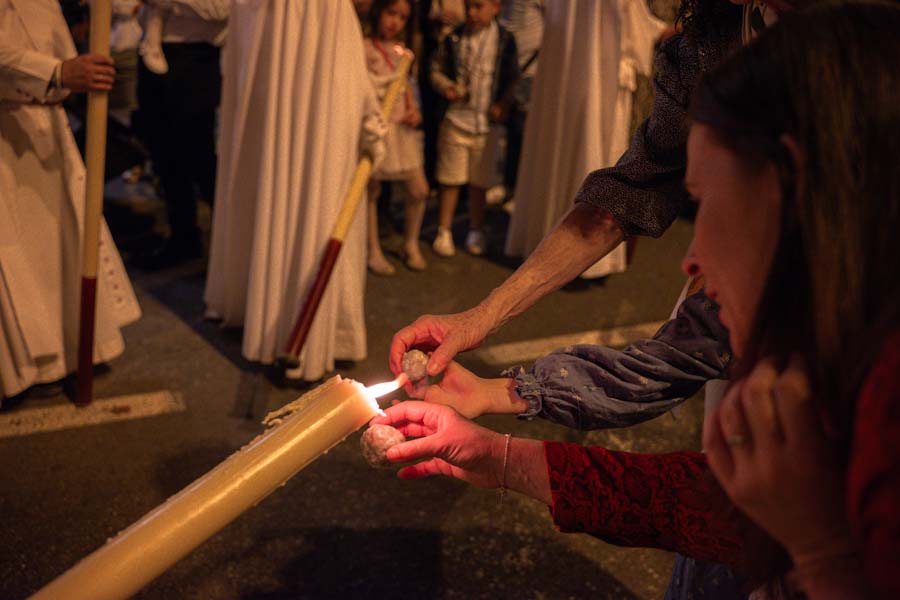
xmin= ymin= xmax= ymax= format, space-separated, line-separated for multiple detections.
xmin=504 ymin=0 xmax=665 ymax=278
xmin=205 ymin=0 xmax=380 ymax=381
xmin=0 ymin=0 xmax=141 ymax=399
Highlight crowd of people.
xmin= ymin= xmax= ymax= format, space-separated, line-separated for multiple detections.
xmin=2 ymin=0 xmax=899 ymax=598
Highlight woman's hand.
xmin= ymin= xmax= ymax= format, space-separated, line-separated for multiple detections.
xmin=704 ymin=357 xmax=851 ymax=560
xmin=372 ymin=401 xmax=506 ymax=488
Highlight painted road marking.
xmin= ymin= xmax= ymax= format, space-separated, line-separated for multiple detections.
xmin=472 ymin=320 xmax=667 ymax=366
xmin=0 ymin=391 xmax=185 ymax=439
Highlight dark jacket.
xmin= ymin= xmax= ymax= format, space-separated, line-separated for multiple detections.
xmin=575 ymin=8 xmax=742 ymax=238
xmin=429 ymin=21 xmax=519 ymax=125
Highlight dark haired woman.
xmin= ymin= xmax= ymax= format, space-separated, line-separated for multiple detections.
xmin=376 ymin=3 xmax=900 ymax=597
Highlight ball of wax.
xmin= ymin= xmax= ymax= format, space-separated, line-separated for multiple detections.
xmin=361 ymin=424 xmax=406 ymax=468
xmin=401 ymin=349 xmax=429 ymax=382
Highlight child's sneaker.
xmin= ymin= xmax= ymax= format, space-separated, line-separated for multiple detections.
xmin=432 ymin=227 xmax=455 ymax=257
xmin=465 ymin=230 xmax=486 ymax=256
xmin=140 ymin=40 xmax=169 ymax=75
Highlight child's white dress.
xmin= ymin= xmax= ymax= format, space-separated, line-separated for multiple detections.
xmin=364 ymin=39 xmax=423 ymax=180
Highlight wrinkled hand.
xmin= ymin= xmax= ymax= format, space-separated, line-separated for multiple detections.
xmin=372 ymin=401 xmax=504 ymax=488
xmin=704 ymin=357 xmax=850 ymax=559
xmin=390 ymin=306 xmax=496 ymax=381
xmin=61 ymin=54 xmax=115 ymax=92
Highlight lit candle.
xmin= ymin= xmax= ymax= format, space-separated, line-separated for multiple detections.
xmin=33 ymin=374 xmax=403 ymax=600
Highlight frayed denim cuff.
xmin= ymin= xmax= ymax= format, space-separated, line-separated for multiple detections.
xmin=501 ymin=366 xmax=542 ymax=420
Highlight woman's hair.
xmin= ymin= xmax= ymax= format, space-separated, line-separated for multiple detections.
xmin=691 ymin=0 xmax=900 ymax=591
xmin=367 ymin=0 xmax=417 ymax=47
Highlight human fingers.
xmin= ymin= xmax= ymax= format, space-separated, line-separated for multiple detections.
xmin=372 ymin=400 xmax=446 ymax=429
xmin=386 ymin=433 xmax=445 ymax=463
xmin=703 ymin=404 xmax=735 ymax=481
xmin=397 ymin=458 xmax=452 ymax=480
xmin=427 ymin=332 xmax=466 ymax=376
xmin=773 ymin=356 xmax=821 ymax=447
xmin=92 ymin=71 xmax=115 ymax=83
xmin=741 ymin=360 xmax=783 ymax=451
xmin=90 ymin=73 xmax=115 ymax=90
xmin=392 ymin=421 xmax=437 ymax=438
xmin=389 ymin=318 xmax=440 ymax=374
xmin=90 ymin=80 xmax=113 ymax=92
xmin=719 ymin=380 xmax=753 ymax=455
xmin=93 ymin=66 xmax=116 ymax=80
xmin=85 ymin=53 xmax=114 ymax=66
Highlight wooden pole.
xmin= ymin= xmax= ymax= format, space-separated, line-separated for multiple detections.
xmin=277 ymin=49 xmax=413 ymax=371
xmin=76 ymin=0 xmax=112 ymax=406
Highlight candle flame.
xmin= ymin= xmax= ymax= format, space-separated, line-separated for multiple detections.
xmin=364 ymin=374 xmax=408 ymax=399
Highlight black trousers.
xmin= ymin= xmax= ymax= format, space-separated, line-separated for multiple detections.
xmin=137 ymin=42 xmax=221 ymax=246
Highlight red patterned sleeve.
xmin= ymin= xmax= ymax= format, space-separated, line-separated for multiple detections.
xmin=544 ymin=442 xmax=744 ymax=564
xmin=847 ymin=333 xmax=900 ymax=599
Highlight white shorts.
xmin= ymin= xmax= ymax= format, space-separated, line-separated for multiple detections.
xmin=435 ymin=120 xmax=502 ymax=188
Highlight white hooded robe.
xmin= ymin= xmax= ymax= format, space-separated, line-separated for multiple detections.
xmin=504 ymin=0 xmax=666 ymax=278
xmin=205 ymin=0 xmax=381 ymax=380
xmin=0 ymin=0 xmax=141 ymax=399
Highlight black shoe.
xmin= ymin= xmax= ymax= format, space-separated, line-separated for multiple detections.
xmin=132 ymin=237 xmax=204 ymax=270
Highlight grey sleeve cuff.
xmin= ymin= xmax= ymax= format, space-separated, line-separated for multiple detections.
xmin=501 ymin=366 xmax=543 ymax=419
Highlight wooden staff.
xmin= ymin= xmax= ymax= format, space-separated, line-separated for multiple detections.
xmin=277 ymin=48 xmax=413 ymax=372
xmin=76 ymin=0 xmax=112 ymax=406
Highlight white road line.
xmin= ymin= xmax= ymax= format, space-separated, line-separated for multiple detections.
xmin=472 ymin=320 xmax=667 ymax=366
xmin=0 ymin=391 xmax=185 ymax=439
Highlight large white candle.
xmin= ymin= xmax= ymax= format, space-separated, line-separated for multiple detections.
xmin=33 ymin=375 xmax=387 ymax=600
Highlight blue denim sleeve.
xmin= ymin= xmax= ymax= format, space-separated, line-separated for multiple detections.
xmin=502 ymin=291 xmax=732 ymax=430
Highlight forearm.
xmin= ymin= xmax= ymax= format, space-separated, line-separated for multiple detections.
xmin=506 ymin=291 xmax=731 ymax=429
xmin=501 ymin=437 xmax=551 ymax=505
xmin=478 ymin=203 xmax=624 ymax=334
xmin=546 ymin=442 xmax=744 ymax=563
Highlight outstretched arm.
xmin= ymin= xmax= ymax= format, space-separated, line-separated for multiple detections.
xmin=390 ymin=33 xmax=706 ymax=378
xmin=375 ymin=401 xmax=745 ymax=563
xmin=413 ymin=291 xmax=731 ymax=429
xmin=390 ymin=203 xmax=623 ymax=378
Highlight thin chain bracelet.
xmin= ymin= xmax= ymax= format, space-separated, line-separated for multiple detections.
xmin=499 ymin=433 xmax=511 ymax=504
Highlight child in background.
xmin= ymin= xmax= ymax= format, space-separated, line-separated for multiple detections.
xmin=139 ymin=1 xmax=169 ymax=74
xmin=365 ymin=0 xmax=430 ymax=274
xmin=429 ymin=0 xmax=518 ymax=256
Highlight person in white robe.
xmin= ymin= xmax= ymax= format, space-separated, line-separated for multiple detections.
xmin=504 ymin=0 xmax=666 ymax=278
xmin=204 ymin=0 xmax=385 ymax=382
xmin=0 ymin=0 xmax=142 ymax=401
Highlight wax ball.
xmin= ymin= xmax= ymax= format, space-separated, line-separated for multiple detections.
xmin=361 ymin=424 xmax=406 ymax=468
xmin=401 ymin=349 xmax=429 ymax=382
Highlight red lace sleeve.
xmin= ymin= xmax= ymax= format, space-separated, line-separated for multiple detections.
xmin=544 ymin=442 xmax=744 ymax=564
xmin=847 ymin=333 xmax=900 ymax=599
